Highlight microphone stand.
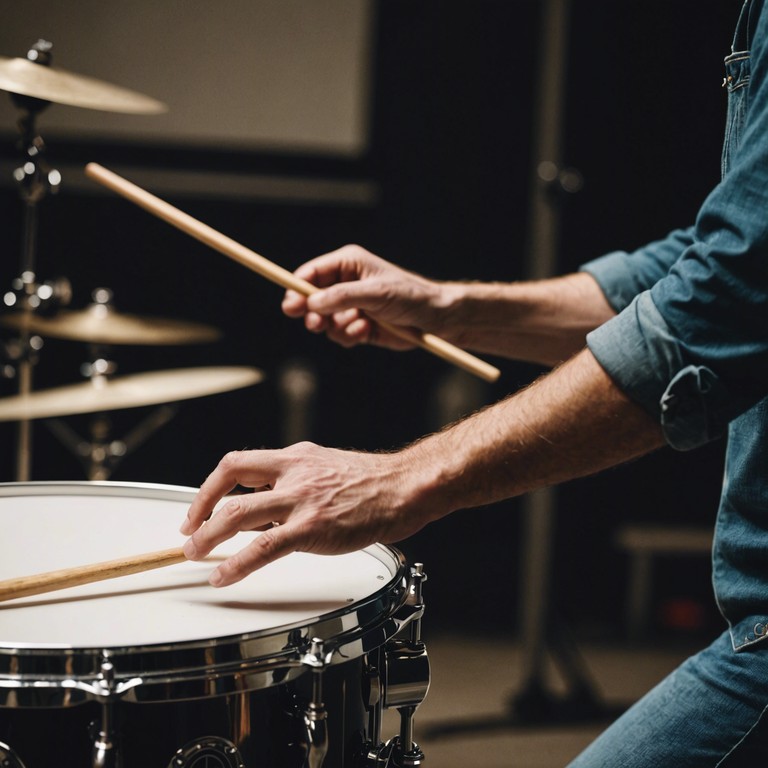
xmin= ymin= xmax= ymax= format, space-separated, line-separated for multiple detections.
xmin=426 ymin=0 xmax=624 ymax=740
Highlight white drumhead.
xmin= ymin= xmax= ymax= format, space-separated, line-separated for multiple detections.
xmin=0 ymin=482 xmax=398 ymax=649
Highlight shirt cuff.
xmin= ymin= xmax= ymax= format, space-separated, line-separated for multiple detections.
xmin=580 ymin=250 xmax=643 ymax=313
xmin=586 ymin=292 xmax=730 ymax=450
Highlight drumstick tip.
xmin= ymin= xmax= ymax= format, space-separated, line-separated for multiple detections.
xmin=85 ymin=161 xmax=106 ymax=178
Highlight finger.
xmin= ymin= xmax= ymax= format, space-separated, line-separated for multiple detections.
xmin=325 ymin=310 xmax=372 ymax=347
xmin=185 ymin=485 xmax=293 ymax=560
xmin=181 ymin=451 xmax=276 ymax=535
xmin=345 ymin=316 xmax=373 ymax=343
xmin=292 ymin=251 xmax=348 ymax=289
xmin=306 ymin=307 xmax=362 ymax=338
xmin=284 ymin=251 xmax=360 ymax=320
xmin=282 ymin=288 xmax=309 ymax=318
xmin=208 ymin=525 xmax=300 ymax=586
xmin=304 ymin=311 xmax=330 ymax=333
xmin=294 ymin=246 xmax=375 ymax=287
xmin=183 ymin=494 xmax=269 ymax=560
xmin=305 ymin=282 xmax=376 ymax=315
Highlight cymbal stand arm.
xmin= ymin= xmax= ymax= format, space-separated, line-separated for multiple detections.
xmin=98 ymin=405 xmax=179 ymax=480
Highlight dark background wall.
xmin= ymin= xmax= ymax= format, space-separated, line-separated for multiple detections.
xmin=0 ymin=0 xmax=740 ymax=638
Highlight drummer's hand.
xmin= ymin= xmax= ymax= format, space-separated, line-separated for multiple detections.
xmin=180 ymin=442 xmax=434 ymax=586
xmin=282 ymin=244 xmax=450 ymax=350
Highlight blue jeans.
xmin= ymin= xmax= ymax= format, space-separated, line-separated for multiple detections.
xmin=567 ymin=630 xmax=768 ymax=767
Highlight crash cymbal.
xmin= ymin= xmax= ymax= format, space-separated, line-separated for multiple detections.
xmin=0 ymin=55 xmax=167 ymax=114
xmin=0 ymin=366 xmax=264 ymax=421
xmin=0 ymin=305 xmax=221 ymax=345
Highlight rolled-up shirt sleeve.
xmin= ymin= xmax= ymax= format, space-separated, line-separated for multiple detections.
xmin=582 ymin=227 xmax=696 ymax=313
xmin=578 ymin=11 xmax=768 ymax=451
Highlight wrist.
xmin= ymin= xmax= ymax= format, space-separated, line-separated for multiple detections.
xmin=394 ymin=434 xmax=466 ymax=523
xmin=427 ymin=281 xmax=486 ymax=343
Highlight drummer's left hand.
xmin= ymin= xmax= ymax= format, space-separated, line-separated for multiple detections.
xmin=180 ymin=442 xmax=434 ymax=586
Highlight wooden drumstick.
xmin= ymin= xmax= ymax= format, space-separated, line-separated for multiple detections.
xmin=0 ymin=547 xmax=186 ymax=602
xmin=84 ymin=163 xmax=501 ymax=383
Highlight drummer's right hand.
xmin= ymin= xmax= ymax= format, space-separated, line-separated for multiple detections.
xmin=281 ymin=244 xmax=450 ymax=351
xmin=180 ymin=442 xmax=438 ymax=586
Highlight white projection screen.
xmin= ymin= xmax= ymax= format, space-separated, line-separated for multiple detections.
xmin=0 ymin=0 xmax=374 ymax=157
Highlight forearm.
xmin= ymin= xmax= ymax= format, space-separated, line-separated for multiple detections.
xmin=435 ymin=272 xmax=616 ymax=366
xmin=181 ymin=348 xmax=665 ymax=584
xmin=401 ymin=348 xmax=664 ymax=517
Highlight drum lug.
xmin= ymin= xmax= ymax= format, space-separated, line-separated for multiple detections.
xmin=299 ymin=638 xmax=330 ymax=768
xmin=362 ymin=656 xmax=384 ymax=749
xmin=91 ymin=658 xmax=119 ymax=768
xmin=365 ymin=564 xmax=430 ymax=768
xmin=380 ymin=640 xmax=429 ymax=768
xmin=392 ymin=563 xmax=428 ymax=642
xmin=91 ymin=713 xmax=118 ymax=768
xmin=69 ymin=653 xmax=144 ymax=702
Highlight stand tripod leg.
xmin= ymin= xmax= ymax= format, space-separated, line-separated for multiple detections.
xmin=509 ymin=489 xmax=626 ymax=725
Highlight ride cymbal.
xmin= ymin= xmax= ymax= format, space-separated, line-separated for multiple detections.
xmin=0 ymin=366 xmax=264 ymax=421
xmin=0 ymin=55 xmax=166 ymax=114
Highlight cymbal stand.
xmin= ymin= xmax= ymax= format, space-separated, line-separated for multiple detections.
xmin=44 ymin=339 xmax=180 ymax=480
xmin=45 ymin=405 xmax=178 ymax=481
xmin=4 ymin=40 xmax=70 ymax=481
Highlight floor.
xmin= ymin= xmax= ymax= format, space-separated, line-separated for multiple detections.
xmin=381 ymin=631 xmax=701 ymax=768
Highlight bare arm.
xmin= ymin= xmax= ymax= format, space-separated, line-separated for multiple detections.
xmin=282 ymin=245 xmax=615 ymax=367
xmin=435 ymin=272 xmax=615 ymax=366
xmin=181 ymin=349 xmax=663 ymax=585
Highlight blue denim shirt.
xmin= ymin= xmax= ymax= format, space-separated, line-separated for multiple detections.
xmin=581 ymin=0 xmax=768 ymax=651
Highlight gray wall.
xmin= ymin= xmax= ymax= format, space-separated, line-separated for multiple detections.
xmin=0 ymin=0 xmax=373 ymax=156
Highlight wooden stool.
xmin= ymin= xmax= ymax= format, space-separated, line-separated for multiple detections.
xmin=615 ymin=525 xmax=712 ymax=640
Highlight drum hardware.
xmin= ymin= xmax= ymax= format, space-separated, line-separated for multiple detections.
xmin=0 ymin=279 xmax=48 ymax=477
xmin=299 ymin=638 xmax=330 ymax=768
xmin=45 ymin=406 xmax=178 ymax=481
xmin=91 ymin=659 xmax=119 ymax=768
xmin=168 ymin=737 xmax=244 ymax=768
xmin=0 ymin=331 xmax=43 ymax=380
xmin=364 ymin=564 xmax=429 ymax=768
xmin=0 ymin=741 xmax=25 ymax=768
xmin=2 ymin=41 xmax=71 ymax=482
xmin=0 ymin=284 xmax=226 ymax=479
xmin=3 ymin=273 xmax=73 ymax=316
xmin=362 ymin=659 xmax=384 ymax=753
xmin=0 ymin=38 xmax=165 ymax=481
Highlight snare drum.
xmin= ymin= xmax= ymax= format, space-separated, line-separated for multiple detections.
xmin=0 ymin=482 xmax=430 ymax=768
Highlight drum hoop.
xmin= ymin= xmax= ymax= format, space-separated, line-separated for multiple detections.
xmin=0 ymin=481 xmax=411 ymax=705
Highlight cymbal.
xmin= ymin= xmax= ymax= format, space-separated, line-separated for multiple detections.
xmin=0 ymin=56 xmax=167 ymax=114
xmin=0 ymin=306 xmax=221 ymax=345
xmin=0 ymin=366 xmax=264 ymax=421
